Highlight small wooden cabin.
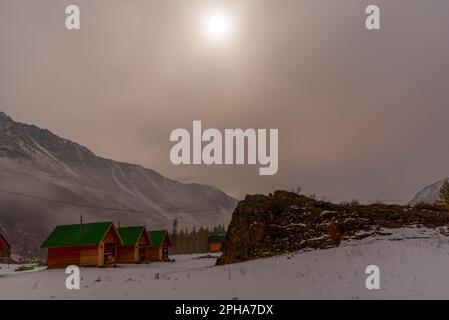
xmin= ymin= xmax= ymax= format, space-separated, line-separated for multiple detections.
xmin=41 ymin=221 xmax=123 ymax=268
xmin=117 ymin=226 xmax=152 ymax=263
xmin=208 ymin=232 xmax=225 ymax=253
xmin=0 ymin=233 xmax=11 ymax=261
xmin=147 ymin=230 xmax=172 ymax=261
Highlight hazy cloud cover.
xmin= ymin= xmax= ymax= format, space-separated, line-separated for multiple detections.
xmin=1 ymin=0 xmax=449 ymax=201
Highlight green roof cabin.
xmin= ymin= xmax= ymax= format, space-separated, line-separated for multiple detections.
xmin=117 ymin=226 xmax=152 ymax=263
xmin=147 ymin=230 xmax=172 ymax=262
xmin=41 ymin=221 xmax=123 ymax=268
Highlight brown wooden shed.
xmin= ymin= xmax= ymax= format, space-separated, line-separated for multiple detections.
xmin=117 ymin=226 xmax=152 ymax=263
xmin=41 ymin=221 xmax=123 ymax=268
xmin=147 ymin=230 xmax=172 ymax=261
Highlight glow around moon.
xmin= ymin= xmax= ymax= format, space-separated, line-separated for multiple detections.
xmin=202 ymin=10 xmax=233 ymax=42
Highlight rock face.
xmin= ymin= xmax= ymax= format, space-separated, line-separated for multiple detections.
xmin=217 ymin=191 xmax=449 ymax=265
xmin=410 ymin=178 xmax=449 ymax=204
xmin=0 ymin=112 xmax=237 ymax=257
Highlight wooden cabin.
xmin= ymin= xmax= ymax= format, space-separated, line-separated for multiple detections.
xmin=208 ymin=232 xmax=225 ymax=253
xmin=41 ymin=221 xmax=123 ymax=268
xmin=117 ymin=226 xmax=152 ymax=263
xmin=147 ymin=230 xmax=172 ymax=261
xmin=0 ymin=233 xmax=11 ymax=261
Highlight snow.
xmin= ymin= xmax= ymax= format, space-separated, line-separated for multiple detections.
xmin=111 ymin=164 xmax=173 ymax=219
xmin=410 ymin=178 xmax=449 ymax=204
xmin=29 ymin=137 xmax=80 ymax=179
xmin=289 ymin=223 xmax=306 ymax=227
xmin=111 ymin=166 xmax=135 ymax=197
xmin=0 ymin=264 xmax=18 ymax=276
xmin=2 ymin=227 xmax=449 ymax=299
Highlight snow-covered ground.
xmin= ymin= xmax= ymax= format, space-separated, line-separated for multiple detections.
xmin=0 ymin=264 xmax=46 ymax=276
xmin=1 ymin=227 xmax=449 ymax=299
xmin=0 ymin=264 xmax=17 ymax=276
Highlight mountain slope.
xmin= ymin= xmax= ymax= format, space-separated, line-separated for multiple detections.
xmin=0 ymin=112 xmax=237 ymax=257
xmin=410 ymin=178 xmax=448 ymax=204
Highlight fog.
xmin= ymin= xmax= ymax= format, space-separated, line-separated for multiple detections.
xmin=1 ymin=0 xmax=449 ymax=202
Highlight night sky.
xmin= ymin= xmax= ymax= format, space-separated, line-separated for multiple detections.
xmin=1 ymin=0 xmax=449 ymax=202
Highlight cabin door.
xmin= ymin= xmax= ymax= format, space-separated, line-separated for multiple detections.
xmin=138 ymin=245 xmax=147 ymax=261
xmin=104 ymin=243 xmax=116 ymax=264
xmin=162 ymin=245 xmax=169 ymax=261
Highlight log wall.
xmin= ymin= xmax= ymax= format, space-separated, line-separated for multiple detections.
xmin=118 ymin=246 xmax=137 ymax=263
xmin=147 ymin=246 xmax=162 ymax=261
xmin=47 ymin=246 xmax=81 ymax=268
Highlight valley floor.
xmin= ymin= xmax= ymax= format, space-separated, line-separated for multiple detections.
xmin=1 ymin=227 xmax=449 ymax=299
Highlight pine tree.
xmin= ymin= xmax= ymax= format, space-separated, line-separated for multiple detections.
xmin=171 ymin=218 xmax=178 ymax=253
xmin=440 ymin=180 xmax=449 ymax=206
xmin=168 ymin=224 xmax=227 ymax=254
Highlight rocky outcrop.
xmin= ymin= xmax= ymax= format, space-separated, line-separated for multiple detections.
xmin=217 ymin=190 xmax=449 ymax=265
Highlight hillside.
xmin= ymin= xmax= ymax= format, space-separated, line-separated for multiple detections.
xmin=218 ymin=190 xmax=449 ymax=265
xmin=0 ymin=112 xmax=237 ymax=257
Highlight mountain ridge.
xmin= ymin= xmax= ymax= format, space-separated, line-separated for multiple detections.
xmin=410 ymin=178 xmax=449 ymax=204
xmin=0 ymin=111 xmax=237 ymax=257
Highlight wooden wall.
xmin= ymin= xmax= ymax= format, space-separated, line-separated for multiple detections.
xmin=98 ymin=243 xmax=104 ymax=266
xmin=47 ymin=246 xmax=81 ymax=268
xmin=138 ymin=245 xmax=147 ymax=261
xmin=209 ymin=242 xmax=222 ymax=253
xmin=0 ymin=236 xmax=10 ymax=258
xmin=80 ymin=246 xmax=99 ymax=266
xmin=0 ymin=249 xmax=10 ymax=258
xmin=138 ymin=232 xmax=150 ymax=262
xmin=103 ymin=228 xmax=117 ymax=243
xmin=138 ymin=235 xmax=148 ymax=244
xmin=147 ymin=246 xmax=162 ymax=261
xmin=99 ymin=226 xmax=121 ymax=265
xmin=118 ymin=246 xmax=137 ymax=263
xmin=47 ymin=245 xmax=102 ymax=268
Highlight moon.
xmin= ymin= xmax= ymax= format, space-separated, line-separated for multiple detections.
xmin=206 ymin=14 xmax=228 ymax=36
xmin=202 ymin=10 xmax=233 ymax=42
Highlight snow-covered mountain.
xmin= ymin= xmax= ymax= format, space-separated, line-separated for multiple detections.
xmin=410 ymin=178 xmax=449 ymax=204
xmin=0 ymin=112 xmax=237 ymax=257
